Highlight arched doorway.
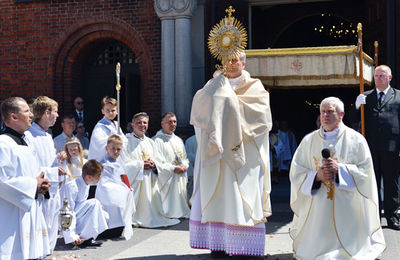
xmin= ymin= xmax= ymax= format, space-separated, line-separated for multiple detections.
xmin=81 ymin=41 xmax=140 ymax=132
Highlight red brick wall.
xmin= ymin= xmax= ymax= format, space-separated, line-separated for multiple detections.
xmin=0 ymin=0 xmax=161 ymax=130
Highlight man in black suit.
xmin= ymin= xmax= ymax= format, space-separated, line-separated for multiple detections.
xmin=73 ymin=97 xmax=85 ymax=123
xmin=356 ymin=64 xmax=400 ymax=230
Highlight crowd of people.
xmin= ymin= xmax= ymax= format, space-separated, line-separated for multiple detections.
xmin=0 ymin=52 xmax=398 ymax=259
xmin=0 ymin=95 xmax=193 ymax=259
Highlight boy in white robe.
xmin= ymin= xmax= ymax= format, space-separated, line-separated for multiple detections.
xmin=96 ymin=135 xmax=134 ymax=240
xmin=290 ymin=97 xmax=385 ymax=259
xmin=88 ymin=96 xmax=127 ymax=161
xmin=152 ymin=112 xmax=190 ymax=219
xmin=125 ymin=112 xmax=180 ymax=227
xmin=0 ymin=97 xmax=51 ymax=259
xmin=62 ymin=160 xmax=109 ymax=247
xmin=24 ymin=96 xmax=68 ymax=252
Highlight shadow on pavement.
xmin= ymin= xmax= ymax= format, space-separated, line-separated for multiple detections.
xmin=115 ymin=252 xmax=294 ymax=259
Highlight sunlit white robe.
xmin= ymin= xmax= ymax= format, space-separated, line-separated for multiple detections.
xmin=88 ymin=117 xmax=127 ymax=162
xmin=290 ymin=124 xmax=386 ymax=260
xmin=0 ymin=134 xmax=50 ymax=260
xmin=124 ymin=135 xmax=180 ymax=227
xmin=62 ymin=176 xmax=109 ymax=244
xmin=95 ymin=155 xmax=134 ymax=240
xmin=189 ymin=70 xmax=272 ymax=256
xmin=25 ymin=122 xmax=61 ymax=251
xmin=152 ymin=130 xmax=190 ymax=218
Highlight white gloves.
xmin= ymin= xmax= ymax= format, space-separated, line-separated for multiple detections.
xmin=355 ymin=94 xmax=366 ymax=109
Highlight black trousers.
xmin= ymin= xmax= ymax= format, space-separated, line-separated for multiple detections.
xmin=371 ymin=150 xmax=400 ymax=219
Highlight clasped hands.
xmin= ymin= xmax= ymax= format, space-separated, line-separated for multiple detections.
xmin=174 ymin=164 xmax=187 ymax=174
xmin=316 ymin=158 xmax=338 ymax=183
xmin=36 ymin=172 xmax=50 ymax=194
xmin=144 ymin=158 xmax=156 ymax=170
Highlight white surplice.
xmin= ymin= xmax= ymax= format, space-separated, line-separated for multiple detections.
xmin=290 ymin=124 xmax=386 ymax=260
xmin=152 ymin=130 xmax=191 ymax=218
xmin=88 ymin=117 xmax=127 ymax=162
xmin=95 ymin=155 xmax=134 ymax=240
xmin=189 ymin=70 xmax=272 ymax=256
xmin=0 ymin=134 xmax=50 ymax=260
xmin=25 ymin=122 xmax=62 ymax=251
xmin=124 ymin=135 xmax=180 ymax=227
xmin=62 ymin=176 xmax=109 ymax=244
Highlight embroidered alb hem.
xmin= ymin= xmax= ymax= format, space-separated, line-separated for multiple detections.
xmin=189 ymin=219 xmax=265 ymax=256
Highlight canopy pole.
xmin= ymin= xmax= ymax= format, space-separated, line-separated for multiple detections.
xmin=374 ymin=41 xmax=379 ymax=67
xmin=357 ymin=23 xmax=365 ymax=136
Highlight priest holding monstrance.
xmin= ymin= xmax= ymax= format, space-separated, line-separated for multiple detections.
xmin=189 ymin=6 xmax=273 ymax=257
xmin=289 ymin=97 xmax=385 ymax=259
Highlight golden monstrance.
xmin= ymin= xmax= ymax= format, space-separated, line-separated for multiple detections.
xmin=208 ymin=6 xmax=247 ymax=73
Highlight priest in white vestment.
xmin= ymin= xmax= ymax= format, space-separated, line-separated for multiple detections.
xmin=0 ymin=97 xmax=51 ymax=259
xmin=152 ymin=112 xmax=191 ymax=219
xmin=62 ymin=160 xmax=109 ymax=247
xmin=125 ymin=112 xmax=180 ymax=227
xmin=88 ymin=97 xmax=127 ymax=161
xmin=95 ymin=135 xmax=134 ymax=240
xmin=189 ymin=51 xmax=272 ymax=257
xmin=24 ymin=96 xmax=68 ymax=252
xmin=290 ymin=97 xmax=386 ymax=260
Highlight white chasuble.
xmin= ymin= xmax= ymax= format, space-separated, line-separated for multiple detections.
xmin=95 ymin=156 xmax=134 ymax=240
xmin=25 ymin=122 xmax=61 ymax=251
xmin=189 ymin=70 xmax=272 ymax=257
xmin=290 ymin=125 xmax=385 ymax=260
xmin=152 ymin=131 xmax=191 ymax=218
xmin=62 ymin=177 xmax=109 ymax=244
xmin=124 ymin=135 xmax=180 ymax=227
xmin=88 ymin=117 xmax=127 ymax=162
xmin=0 ymin=135 xmax=50 ymax=260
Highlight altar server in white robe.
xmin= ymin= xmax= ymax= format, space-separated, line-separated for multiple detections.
xmin=290 ymin=97 xmax=385 ymax=260
xmin=61 ymin=137 xmax=87 ymax=180
xmin=125 ymin=112 xmax=180 ymax=227
xmin=88 ymin=96 xmax=127 ymax=161
xmin=152 ymin=112 xmax=191 ymax=218
xmin=95 ymin=135 xmax=134 ymax=240
xmin=24 ymin=96 xmax=68 ymax=252
xmin=62 ymin=160 xmax=109 ymax=247
xmin=189 ymin=51 xmax=272 ymax=257
xmin=0 ymin=97 xmax=51 ymax=259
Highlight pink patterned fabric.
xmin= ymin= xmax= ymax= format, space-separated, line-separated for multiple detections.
xmin=189 ymin=219 xmax=265 ymax=256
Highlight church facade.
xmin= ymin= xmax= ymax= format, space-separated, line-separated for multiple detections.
xmin=0 ymin=0 xmax=398 ymax=134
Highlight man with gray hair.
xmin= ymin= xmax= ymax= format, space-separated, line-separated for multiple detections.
xmin=290 ymin=97 xmax=385 ymax=259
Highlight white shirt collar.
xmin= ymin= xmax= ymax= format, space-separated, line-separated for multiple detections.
xmin=376 ymin=86 xmax=390 ymax=96
xmin=228 ymin=73 xmax=244 ymax=90
xmin=320 ymin=122 xmax=342 ymax=140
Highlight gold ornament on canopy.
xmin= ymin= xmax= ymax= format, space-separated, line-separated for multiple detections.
xmin=208 ymin=6 xmax=247 ymax=73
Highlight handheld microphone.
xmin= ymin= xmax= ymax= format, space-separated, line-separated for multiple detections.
xmin=321 ymin=148 xmax=331 ymax=159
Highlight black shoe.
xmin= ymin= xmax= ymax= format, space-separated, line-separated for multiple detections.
xmin=210 ymin=251 xmax=227 ymax=259
xmin=79 ymin=239 xmax=103 ymax=248
xmin=387 ymin=216 xmax=400 ymax=230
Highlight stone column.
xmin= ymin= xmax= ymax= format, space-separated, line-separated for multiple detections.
xmin=155 ymin=0 xmax=196 ymax=126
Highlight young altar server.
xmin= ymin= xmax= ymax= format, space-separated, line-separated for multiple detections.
xmin=125 ymin=112 xmax=180 ymax=227
xmin=0 ymin=97 xmax=51 ymax=259
xmin=152 ymin=112 xmax=190 ymax=218
xmin=88 ymin=96 xmax=127 ymax=161
xmin=24 ymin=96 xmax=68 ymax=252
xmin=95 ymin=135 xmax=134 ymax=240
xmin=62 ymin=160 xmax=109 ymax=247
xmin=290 ymin=97 xmax=385 ymax=259
xmin=61 ymin=137 xmax=87 ymax=180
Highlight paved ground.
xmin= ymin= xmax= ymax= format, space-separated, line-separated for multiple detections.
xmin=47 ymin=176 xmax=400 ymax=260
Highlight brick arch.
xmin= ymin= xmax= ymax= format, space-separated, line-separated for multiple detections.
xmin=48 ymin=18 xmax=154 ymax=114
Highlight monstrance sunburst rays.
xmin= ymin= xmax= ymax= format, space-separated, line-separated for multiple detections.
xmin=207 ymin=6 xmax=247 ymax=73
